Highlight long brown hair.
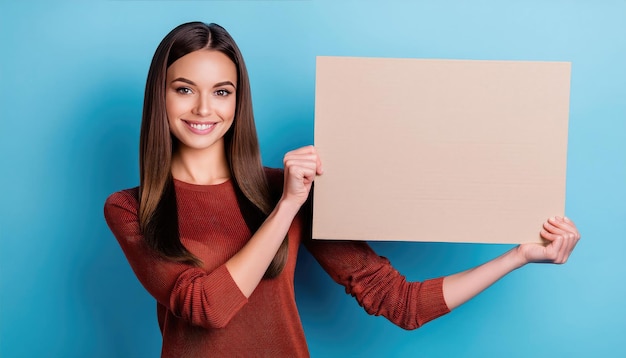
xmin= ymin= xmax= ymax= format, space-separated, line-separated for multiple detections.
xmin=139 ymin=22 xmax=288 ymax=278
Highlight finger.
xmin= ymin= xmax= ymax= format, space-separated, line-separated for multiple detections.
xmin=284 ymin=156 xmax=319 ymax=167
xmin=545 ymin=236 xmax=564 ymax=263
xmin=286 ymin=145 xmax=316 ymax=156
xmin=555 ymin=223 xmax=581 ymax=263
xmin=540 ymin=229 xmax=560 ymax=242
xmin=284 ymin=154 xmax=319 ymax=168
xmin=561 ymin=233 xmax=577 ymax=263
xmin=549 ymin=217 xmax=580 ymax=239
xmin=284 ymin=161 xmax=319 ymax=185
xmin=555 ymin=234 xmax=569 ymax=263
xmin=284 ymin=152 xmax=318 ymax=163
xmin=285 ymin=163 xmax=318 ymax=183
xmin=563 ymin=216 xmax=580 ymax=239
xmin=552 ymin=216 xmax=574 ymax=231
xmin=558 ymin=238 xmax=572 ymax=264
xmin=543 ymin=220 xmax=567 ymax=235
xmin=560 ymin=230 xmax=580 ymax=263
xmin=283 ymin=156 xmax=320 ymax=172
xmin=563 ymin=216 xmax=577 ymax=227
xmin=555 ymin=224 xmax=581 ymax=242
xmin=544 ymin=217 xmax=579 ymax=240
xmin=563 ymin=217 xmax=581 ymax=240
xmin=284 ymin=154 xmax=322 ymax=179
xmin=284 ymin=158 xmax=319 ymax=174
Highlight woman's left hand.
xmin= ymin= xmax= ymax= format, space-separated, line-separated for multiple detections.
xmin=443 ymin=216 xmax=581 ymax=310
xmin=517 ymin=216 xmax=581 ymax=265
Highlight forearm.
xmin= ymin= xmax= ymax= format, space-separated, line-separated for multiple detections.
xmin=225 ymin=199 xmax=300 ymax=297
xmin=226 ymin=146 xmax=321 ymax=298
xmin=443 ymin=216 xmax=580 ymax=310
xmin=443 ymin=247 xmax=527 ymax=310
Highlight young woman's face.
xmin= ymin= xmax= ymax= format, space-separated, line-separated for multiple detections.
xmin=165 ymin=50 xmax=237 ymax=154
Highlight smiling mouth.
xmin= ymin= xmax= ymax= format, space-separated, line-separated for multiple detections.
xmin=184 ymin=120 xmax=216 ymax=131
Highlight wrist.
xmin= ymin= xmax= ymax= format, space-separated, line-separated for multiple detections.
xmin=509 ymin=245 xmax=530 ymax=269
xmin=275 ymin=196 xmax=303 ymax=218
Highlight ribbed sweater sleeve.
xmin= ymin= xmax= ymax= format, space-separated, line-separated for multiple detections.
xmin=304 ymin=239 xmax=450 ymax=330
xmin=104 ymin=189 xmax=248 ymax=329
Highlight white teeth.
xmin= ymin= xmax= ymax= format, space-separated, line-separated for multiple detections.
xmin=189 ymin=123 xmax=214 ymax=130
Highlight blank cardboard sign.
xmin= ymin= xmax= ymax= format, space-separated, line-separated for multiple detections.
xmin=313 ymin=56 xmax=570 ymax=244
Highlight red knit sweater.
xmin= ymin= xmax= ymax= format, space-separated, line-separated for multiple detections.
xmin=104 ymin=168 xmax=450 ymax=357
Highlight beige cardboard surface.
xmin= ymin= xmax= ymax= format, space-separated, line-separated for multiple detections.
xmin=313 ymin=56 xmax=570 ymax=244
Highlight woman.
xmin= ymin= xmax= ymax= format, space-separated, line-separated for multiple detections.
xmin=104 ymin=22 xmax=580 ymax=357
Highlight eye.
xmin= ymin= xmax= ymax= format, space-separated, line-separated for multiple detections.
xmin=176 ymin=87 xmax=193 ymax=95
xmin=215 ymin=89 xmax=231 ymax=97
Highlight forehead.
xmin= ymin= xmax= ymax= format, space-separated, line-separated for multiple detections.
xmin=166 ymin=50 xmax=237 ymax=83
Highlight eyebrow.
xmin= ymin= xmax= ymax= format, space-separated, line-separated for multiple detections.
xmin=171 ymin=77 xmax=236 ymax=89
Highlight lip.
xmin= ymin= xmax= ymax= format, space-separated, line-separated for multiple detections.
xmin=183 ymin=120 xmax=217 ymax=135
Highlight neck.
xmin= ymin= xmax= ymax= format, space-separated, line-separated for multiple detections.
xmin=171 ymin=141 xmax=231 ymax=185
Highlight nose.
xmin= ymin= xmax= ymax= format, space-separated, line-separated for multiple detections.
xmin=192 ymin=92 xmax=212 ymax=117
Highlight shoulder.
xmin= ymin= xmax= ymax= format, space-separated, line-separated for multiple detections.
xmin=105 ymin=187 xmax=139 ymax=206
xmin=104 ymin=187 xmax=140 ymax=217
xmin=103 ymin=187 xmax=141 ymax=238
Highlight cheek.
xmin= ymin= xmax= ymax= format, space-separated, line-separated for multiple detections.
xmin=217 ymin=98 xmax=237 ymax=120
xmin=165 ymin=98 xmax=192 ymax=131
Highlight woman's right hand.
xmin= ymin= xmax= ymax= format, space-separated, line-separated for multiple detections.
xmin=281 ymin=145 xmax=323 ymax=209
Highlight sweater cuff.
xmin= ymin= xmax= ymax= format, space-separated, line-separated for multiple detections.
xmin=416 ymin=277 xmax=450 ymax=326
xmin=196 ymin=265 xmax=248 ymax=327
xmin=210 ymin=264 xmax=248 ymax=309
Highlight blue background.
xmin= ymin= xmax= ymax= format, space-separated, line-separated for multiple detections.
xmin=1 ymin=1 xmax=625 ymax=357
